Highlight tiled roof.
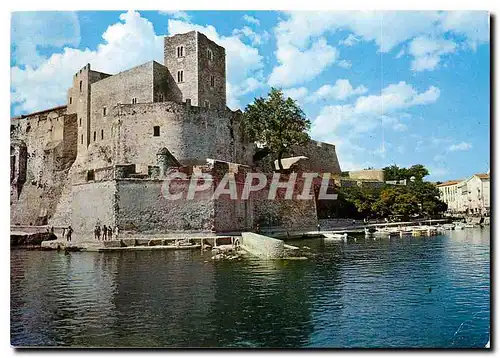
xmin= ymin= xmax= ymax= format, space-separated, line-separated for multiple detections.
xmin=436 ymin=180 xmax=462 ymax=187
xmin=475 ymin=173 xmax=489 ymax=180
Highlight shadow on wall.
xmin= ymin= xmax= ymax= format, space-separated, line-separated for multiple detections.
xmin=165 ymin=72 xmax=183 ymax=103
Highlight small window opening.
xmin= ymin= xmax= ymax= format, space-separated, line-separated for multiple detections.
xmin=159 ymin=93 xmax=164 ymax=102
xmin=79 ymin=81 xmax=83 ymax=92
xmin=153 ymin=126 xmax=160 ymax=137
xmin=81 ymin=134 xmax=83 ymax=144
xmin=204 ymin=100 xmax=210 ymax=109
xmin=101 ymin=129 xmax=104 ymax=140
xmin=103 ymin=107 xmax=107 ymax=116
xmin=79 ymin=118 xmax=82 ymax=127
xmin=93 ymin=131 xmax=96 ymax=142
xmin=69 ymin=97 xmax=72 ymax=104
xmin=177 ymin=46 xmax=184 ymax=57
xmin=177 ymin=70 xmax=184 ymax=83
xmin=87 ymin=170 xmax=95 ymax=181
xmin=208 ymin=49 xmax=214 ymax=61
xmin=210 ymin=75 xmax=215 ymax=87
xmin=132 ymin=98 xmax=137 ymax=104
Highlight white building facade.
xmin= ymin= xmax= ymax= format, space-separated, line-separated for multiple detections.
xmin=438 ymin=173 xmax=490 ymax=215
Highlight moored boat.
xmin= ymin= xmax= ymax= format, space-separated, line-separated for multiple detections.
xmin=323 ymin=233 xmax=348 ymax=241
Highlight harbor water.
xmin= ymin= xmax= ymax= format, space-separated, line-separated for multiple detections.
xmin=11 ymin=227 xmax=490 ymax=348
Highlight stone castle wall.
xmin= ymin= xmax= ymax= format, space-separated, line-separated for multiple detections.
xmin=10 ymin=106 xmax=78 ymax=225
xmin=71 ymin=180 xmax=117 ymax=236
xmin=111 ymin=102 xmax=249 ymax=168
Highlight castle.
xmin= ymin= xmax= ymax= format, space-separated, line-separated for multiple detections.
xmin=10 ymin=31 xmax=342 ymax=237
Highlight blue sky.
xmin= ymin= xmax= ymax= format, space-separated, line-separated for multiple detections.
xmin=10 ymin=10 xmax=490 ymax=180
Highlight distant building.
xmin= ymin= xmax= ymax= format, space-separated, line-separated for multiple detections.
xmin=437 ymin=180 xmax=463 ymax=213
xmin=459 ymin=173 xmax=490 ymax=215
xmin=438 ymin=173 xmax=490 ymax=215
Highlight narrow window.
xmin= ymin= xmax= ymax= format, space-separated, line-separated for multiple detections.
xmin=177 ymin=70 xmax=184 ymax=83
xmin=79 ymin=118 xmax=82 ymax=127
xmin=69 ymin=97 xmax=72 ymax=104
xmin=93 ymin=131 xmax=96 ymax=142
xmin=79 ymin=80 xmax=83 ymax=92
xmin=132 ymin=97 xmax=137 ymax=104
xmin=208 ymin=48 xmax=213 ymax=61
xmin=210 ymin=75 xmax=215 ymax=87
xmin=153 ymin=126 xmax=160 ymax=137
xmin=87 ymin=170 xmax=95 ymax=181
xmin=177 ymin=46 xmax=184 ymax=57
xmin=103 ymin=107 xmax=107 ymax=116
xmin=101 ymin=129 xmax=104 ymax=140
xmin=159 ymin=93 xmax=164 ymax=102
xmin=81 ymin=134 xmax=83 ymax=144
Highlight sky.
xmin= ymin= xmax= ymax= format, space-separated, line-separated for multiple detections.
xmin=10 ymin=10 xmax=490 ymax=181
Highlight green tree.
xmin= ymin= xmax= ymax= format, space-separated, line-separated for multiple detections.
xmin=383 ymin=164 xmax=430 ymax=181
xmin=242 ymin=88 xmax=311 ymax=171
xmin=407 ymin=164 xmax=430 ymax=181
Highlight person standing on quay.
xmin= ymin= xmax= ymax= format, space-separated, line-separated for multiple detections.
xmin=95 ymin=224 xmax=101 ymax=241
xmin=102 ymin=225 xmax=108 ymax=241
xmin=114 ymin=226 xmax=119 ymax=240
xmin=66 ymin=226 xmax=73 ymax=242
xmin=108 ymin=226 xmax=113 ymax=240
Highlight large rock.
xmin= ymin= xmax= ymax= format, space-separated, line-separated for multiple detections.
xmin=120 ymin=238 xmax=137 ymax=247
xmin=11 ymin=232 xmax=56 ymax=247
xmin=240 ymin=232 xmax=285 ymax=259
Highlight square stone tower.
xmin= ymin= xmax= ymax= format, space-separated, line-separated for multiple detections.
xmin=164 ymin=31 xmax=226 ymax=109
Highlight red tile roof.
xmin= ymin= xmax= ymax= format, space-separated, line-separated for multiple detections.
xmin=436 ymin=180 xmax=462 ymax=187
xmin=475 ymin=173 xmax=489 ymax=180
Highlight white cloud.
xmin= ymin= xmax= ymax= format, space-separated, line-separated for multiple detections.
xmin=395 ymin=48 xmax=405 ymax=59
xmin=269 ymin=11 xmax=489 ymax=80
xmin=11 ymin=11 xmax=81 ymax=68
xmin=429 ymin=167 xmax=449 ymax=177
xmin=339 ymin=34 xmax=360 ymax=47
xmin=283 ymin=87 xmax=308 ymax=102
xmin=243 ymin=15 xmax=260 ymax=26
xmin=11 ymin=11 xmax=265 ymax=114
xmin=307 ymin=79 xmax=367 ymax=102
xmin=311 ymin=81 xmax=440 ymax=144
xmin=440 ymin=11 xmax=489 ymax=50
xmin=268 ymin=37 xmax=338 ymax=87
xmin=226 ymin=76 xmax=264 ymax=109
xmin=448 ymin=142 xmax=472 ymax=151
xmin=12 ymin=11 xmax=163 ymax=115
xmin=409 ymin=36 xmax=457 ymax=71
xmin=232 ymin=26 xmax=270 ymax=46
xmin=337 ymin=59 xmax=352 ymax=69
xmin=159 ymin=11 xmax=191 ymax=21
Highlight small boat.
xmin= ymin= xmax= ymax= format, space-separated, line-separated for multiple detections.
xmin=365 ymin=227 xmax=376 ymax=237
xmin=323 ymin=233 xmax=348 ymax=241
xmin=464 ymin=223 xmax=475 ymax=228
xmin=441 ymin=223 xmax=455 ymax=230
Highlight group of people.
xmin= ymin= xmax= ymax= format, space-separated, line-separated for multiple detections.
xmin=61 ymin=226 xmax=73 ymax=241
xmin=94 ymin=223 xmax=117 ymax=241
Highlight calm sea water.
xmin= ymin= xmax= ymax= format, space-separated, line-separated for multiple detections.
xmin=11 ymin=227 xmax=490 ymax=348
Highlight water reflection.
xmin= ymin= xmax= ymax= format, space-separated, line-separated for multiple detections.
xmin=11 ymin=228 xmax=490 ymax=348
